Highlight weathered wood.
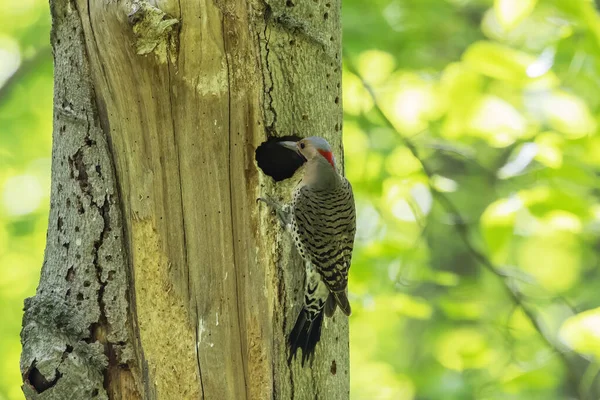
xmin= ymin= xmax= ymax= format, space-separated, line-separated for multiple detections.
xmin=20 ymin=0 xmax=142 ymax=398
xmin=21 ymin=0 xmax=347 ymax=398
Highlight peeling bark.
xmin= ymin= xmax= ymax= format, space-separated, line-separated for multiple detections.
xmin=20 ymin=0 xmax=141 ymax=398
xmin=21 ymin=0 xmax=347 ymax=398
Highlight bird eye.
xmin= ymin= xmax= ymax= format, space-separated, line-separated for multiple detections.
xmin=300 ymin=143 xmax=306 ymax=149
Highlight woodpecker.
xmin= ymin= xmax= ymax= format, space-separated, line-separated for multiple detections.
xmin=259 ymin=136 xmax=356 ymax=365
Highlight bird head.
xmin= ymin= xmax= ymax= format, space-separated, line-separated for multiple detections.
xmin=279 ymin=137 xmax=336 ymax=168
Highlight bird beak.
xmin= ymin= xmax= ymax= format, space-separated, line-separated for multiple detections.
xmin=278 ymin=140 xmax=307 ymax=162
xmin=278 ymin=141 xmax=298 ymax=152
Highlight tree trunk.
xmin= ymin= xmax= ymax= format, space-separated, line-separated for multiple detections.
xmin=20 ymin=0 xmax=347 ymax=399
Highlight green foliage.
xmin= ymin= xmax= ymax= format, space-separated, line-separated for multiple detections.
xmin=3 ymin=0 xmax=600 ymax=399
xmin=343 ymin=0 xmax=600 ymax=398
xmin=0 ymin=0 xmax=51 ymax=399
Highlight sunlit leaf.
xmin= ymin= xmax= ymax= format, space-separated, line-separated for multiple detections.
xmin=497 ymin=143 xmax=538 ymax=179
xmin=519 ymin=186 xmax=590 ymax=220
xmin=560 ymin=308 xmax=600 ymax=360
xmin=383 ymin=72 xmax=442 ymax=135
xmin=439 ymin=300 xmax=483 ymax=320
xmin=439 ymin=62 xmax=482 ymax=139
xmin=481 ymin=197 xmax=522 ymax=258
xmin=501 ymin=360 xmax=563 ymax=393
xmin=342 ymin=70 xmax=373 ymax=115
xmin=462 ymin=41 xmax=536 ymax=82
xmin=2 ymin=174 xmax=43 ymax=216
xmin=434 ymin=328 xmax=495 ymax=371
xmin=357 ymin=49 xmax=396 ymax=85
xmin=494 ymin=0 xmax=538 ymax=31
xmin=385 ymin=147 xmax=422 ymax=177
xmin=430 ymin=175 xmax=457 ymax=193
xmin=0 ymin=36 xmax=21 ymax=88
xmin=382 ymin=177 xmax=431 ymax=222
xmin=508 ymin=307 xmax=538 ymax=339
xmin=468 ymin=95 xmax=528 ymax=147
xmin=534 ymin=132 xmax=563 ymax=168
xmin=389 ymin=293 xmax=433 ymax=320
xmin=517 ymin=232 xmax=581 ymax=292
xmin=581 ymin=136 xmax=600 ymax=167
xmin=541 ymin=91 xmax=596 ymax=138
xmin=351 ymin=350 xmax=416 ymax=400
xmin=431 ymin=271 xmax=459 ymax=287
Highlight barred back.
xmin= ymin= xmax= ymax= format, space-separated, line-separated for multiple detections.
xmin=290 ymin=177 xmax=356 ymax=294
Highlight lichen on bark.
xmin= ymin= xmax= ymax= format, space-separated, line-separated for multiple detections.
xmin=128 ymin=1 xmax=179 ymax=63
xmin=20 ymin=0 xmax=140 ymax=398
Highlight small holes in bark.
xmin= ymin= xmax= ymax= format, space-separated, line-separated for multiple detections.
xmin=323 ymin=12 xmax=329 ymax=20
xmin=83 ymin=280 xmax=91 ymax=287
xmin=26 ymin=365 xmax=61 ymax=393
xmin=65 ymin=267 xmax=75 ymax=282
xmin=61 ymin=345 xmax=73 ymax=362
xmin=91 ymin=389 xmax=99 ymax=397
xmin=331 ymin=360 xmax=337 ymax=374
xmin=286 ymin=0 xmax=294 ymax=6
xmin=87 ymin=323 xmax=100 ymax=343
xmin=335 ymin=96 xmax=340 ymax=104
xmin=77 ymin=293 xmax=84 ymax=301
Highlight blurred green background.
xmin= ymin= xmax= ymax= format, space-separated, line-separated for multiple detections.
xmin=3 ymin=0 xmax=600 ymax=399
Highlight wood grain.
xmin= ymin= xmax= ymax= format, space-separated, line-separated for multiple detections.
xmin=21 ymin=0 xmax=347 ymax=398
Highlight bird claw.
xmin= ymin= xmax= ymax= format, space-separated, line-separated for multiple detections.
xmin=257 ymin=195 xmax=291 ymax=229
xmin=257 ymin=196 xmax=275 ymax=207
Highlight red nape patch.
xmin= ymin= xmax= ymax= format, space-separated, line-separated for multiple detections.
xmin=318 ymin=150 xmax=335 ymax=167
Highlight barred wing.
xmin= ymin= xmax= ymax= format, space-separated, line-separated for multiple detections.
xmin=292 ymin=179 xmax=356 ymax=294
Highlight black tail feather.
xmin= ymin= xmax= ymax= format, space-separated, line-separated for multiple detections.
xmin=288 ymin=308 xmax=324 ymax=366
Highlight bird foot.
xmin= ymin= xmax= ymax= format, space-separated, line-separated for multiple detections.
xmin=257 ymin=196 xmax=291 ymax=228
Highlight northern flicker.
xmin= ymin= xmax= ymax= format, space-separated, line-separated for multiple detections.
xmin=259 ymin=136 xmax=356 ymax=365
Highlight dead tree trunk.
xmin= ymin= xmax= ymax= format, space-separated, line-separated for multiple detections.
xmin=20 ymin=0 xmax=347 ymax=399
